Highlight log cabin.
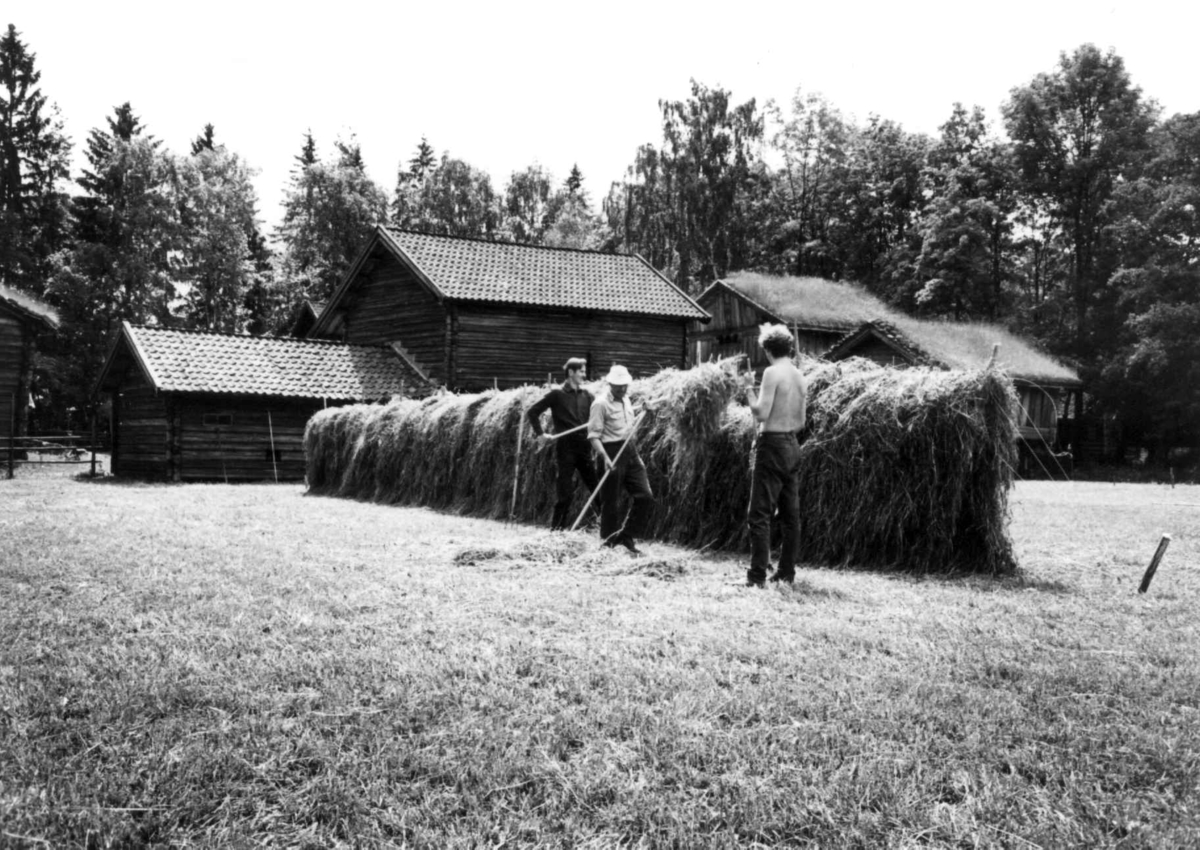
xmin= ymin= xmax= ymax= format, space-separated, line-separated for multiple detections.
xmin=289 ymin=299 xmax=326 ymax=338
xmin=825 ymin=319 xmax=1083 ymax=473
xmin=306 ymin=226 xmax=710 ymax=388
xmin=689 ymin=272 xmax=888 ymax=366
xmin=94 ymin=322 xmax=430 ymax=481
xmin=689 ymin=271 xmax=1081 ymax=472
xmin=0 ymin=285 xmax=59 ymax=446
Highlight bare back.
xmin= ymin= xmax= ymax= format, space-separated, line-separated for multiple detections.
xmin=754 ymin=360 xmax=808 ymax=433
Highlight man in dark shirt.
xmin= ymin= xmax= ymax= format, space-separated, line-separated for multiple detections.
xmin=526 ymin=357 xmax=599 ymax=530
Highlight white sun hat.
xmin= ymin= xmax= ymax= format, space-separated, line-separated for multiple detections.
xmin=605 ymin=364 xmax=633 ymax=385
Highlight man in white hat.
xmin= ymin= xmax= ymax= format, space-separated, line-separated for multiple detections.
xmin=586 ymin=364 xmax=652 ymax=555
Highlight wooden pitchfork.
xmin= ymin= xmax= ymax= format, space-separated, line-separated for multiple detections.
xmin=569 ymin=411 xmax=647 ymax=533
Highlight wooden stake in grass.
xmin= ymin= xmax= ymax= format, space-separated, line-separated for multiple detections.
xmin=1138 ymin=534 xmax=1172 ymax=594
xmin=509 ymin=413 xmax=525 ymax=521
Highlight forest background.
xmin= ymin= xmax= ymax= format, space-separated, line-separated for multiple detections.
xmin=1 ymin=23 xmax=1197 ymax=464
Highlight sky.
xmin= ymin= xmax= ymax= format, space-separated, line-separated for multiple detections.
xmin=12 ymin=0 xmax=1200 ymax=232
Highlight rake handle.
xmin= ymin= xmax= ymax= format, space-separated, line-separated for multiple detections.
xmin=569 ymin=412 xmax=646 ymax=533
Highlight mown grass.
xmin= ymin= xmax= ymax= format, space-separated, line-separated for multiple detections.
xmin=1 ymin=475 xmax=1198 ymax=847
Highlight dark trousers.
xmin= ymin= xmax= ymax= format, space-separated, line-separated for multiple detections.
xmin=597 ymin=441 xmax=653 ymax=544
xmin=747 ymin=432 xmax=802 ymax=583
xmin=550 ymin=438 xmax=599 ymax=530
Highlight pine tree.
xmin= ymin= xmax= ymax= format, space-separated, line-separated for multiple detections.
xmin=295 ymin=130 xmax=317 ymax=169
xmin=409 ymin=136 xmax=436 ymax=180
xmin=190 ymin=123 xmax=217 ymax=155
xmin=276 ymin=138 xmax=388 ymax=304
xmin=0 ymin=24 xmax=70 ymax=293
xmin=48 ymin=105 xmax=179 ymax=415
xmin=565 ymin=164 xmax=584 ymax=198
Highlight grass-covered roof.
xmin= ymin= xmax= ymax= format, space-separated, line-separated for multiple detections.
xmin=720 ymin=272 xmax=1079 ymax=385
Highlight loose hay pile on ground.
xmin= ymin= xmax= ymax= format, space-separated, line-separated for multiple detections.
xmin=305 ymin=357 xmax=1017 ymax=574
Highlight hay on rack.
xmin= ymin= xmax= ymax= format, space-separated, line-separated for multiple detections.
xmin=305 ymin=355 xmax=1017 ymax=574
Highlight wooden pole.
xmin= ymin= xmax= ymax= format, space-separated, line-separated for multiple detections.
xmin=7 ymin=393 xmax=14 ymax=480
xmin=1138 ymin=534 xmax=1172 ymax=594
xmin=570 ymin=412 xmax=646 ymax=532
xmin=268 ymin=411 xmax=279 ymax=483
xmin=90 ymin=410 xmax=97 ymax=478
xmin=509 ymin=412 xmax=525 ymax=521
xmin=545 ymin=422 xmax=588 ymax=442
xmin=217 ymin=427 xmax=228 ymax=484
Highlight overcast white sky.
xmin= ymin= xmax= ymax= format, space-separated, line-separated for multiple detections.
xmin=13 ymin=1 xmax=1199 ymax=231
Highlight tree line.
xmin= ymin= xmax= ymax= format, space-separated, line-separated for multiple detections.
xmin=1 ymin=23 xmax=1196 ymax=458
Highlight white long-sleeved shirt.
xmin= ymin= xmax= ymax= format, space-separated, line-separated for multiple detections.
xmin=587 ymin=392 xmax=636 ymax=442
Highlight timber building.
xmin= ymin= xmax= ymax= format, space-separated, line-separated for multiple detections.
xmin=0 ymin=285 xmax=59 ymax=445
xmin=306 ymin=226 xmax=710 ymax=388
xmin=95 ymin=323 xmax=428 ymax=481
xmin=691 ymin=271 xmax=1082 ymax=468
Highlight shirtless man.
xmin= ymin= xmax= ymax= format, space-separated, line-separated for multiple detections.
xmin=742 ymin=324 xmax=809 ymax=587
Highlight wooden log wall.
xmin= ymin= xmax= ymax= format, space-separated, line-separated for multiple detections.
xmin=174 ymin=394 xmax=324 ymax=481
xmin=113 ymin=380 xmax=168 ymax=479
xmin=0 ymin=309 xmax=20 ymax=440
xmin=453 ymin=305 xmax=687 ymax=390
xmin=339 ymin=251 xmax=446 ymax=382
xmin=689 ymin=289 xmax=844 ymax=368
xmin=691 ymin=286 xmax=777 ymax=336
xmin=836 ymin=337 xmax=910 ymax=368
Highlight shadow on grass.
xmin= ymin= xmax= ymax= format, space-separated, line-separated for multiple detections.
xmin=783 ymin=577 xmax=848 ymax=600
xmin=878 ymin=568 xmax=1074 ymax=595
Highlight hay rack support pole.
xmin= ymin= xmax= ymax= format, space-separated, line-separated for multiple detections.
xmin=569 ymin=412 xmax=646 ymax=533
xmin=509 ymin=411 xmax=525 ymax=521
xmin=1138 ymin=534 xmax=1172 ymax=594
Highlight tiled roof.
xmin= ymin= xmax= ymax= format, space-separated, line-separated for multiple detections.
xmin=111 ymin=324 xmax=430 ymax=399
xmin=0 ymin=284 xmax=59 ymax=329
xmin=382 ymin=228 xmax=708 ymax=319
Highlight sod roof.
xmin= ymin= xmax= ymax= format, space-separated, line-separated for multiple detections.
xmin=715 ymin=272 xmax=898 ymax=331
xmin=829 ymin=319 xmax=1081 ymax=386
xmin=0 ymin=284 xmax=59 ymax=330
xmin=714 ymin=272 xmax=1079 ymax=385
xmin=380 ymin=227 xmax=708 ymax=319
xmin=97 ymin=323 xmax=429 ymax=399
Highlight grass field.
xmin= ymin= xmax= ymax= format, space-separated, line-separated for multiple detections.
xmin=1 ymin=472 xmax=1197 ymax=847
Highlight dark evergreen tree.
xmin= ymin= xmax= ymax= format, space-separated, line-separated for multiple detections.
xmin=564 ymin=164 xmax=584 ymax=198
xmin=190 ymin=123 xmax=217 ymax=155
xmin=276 ymin=137 xmax=388 ymax=304
xmin=295 ymin=130 xmax=317 ymax=169
xmin=0 ymin=24 xmax=70 ymax=294
xmin=48 ymin=105 xmax=178 ymax=416
xmin=409 ymin=136 xmax=436 ymax=180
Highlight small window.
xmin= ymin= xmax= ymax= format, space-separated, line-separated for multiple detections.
xmin=204 ymin=413 xmax=233 ymax=427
